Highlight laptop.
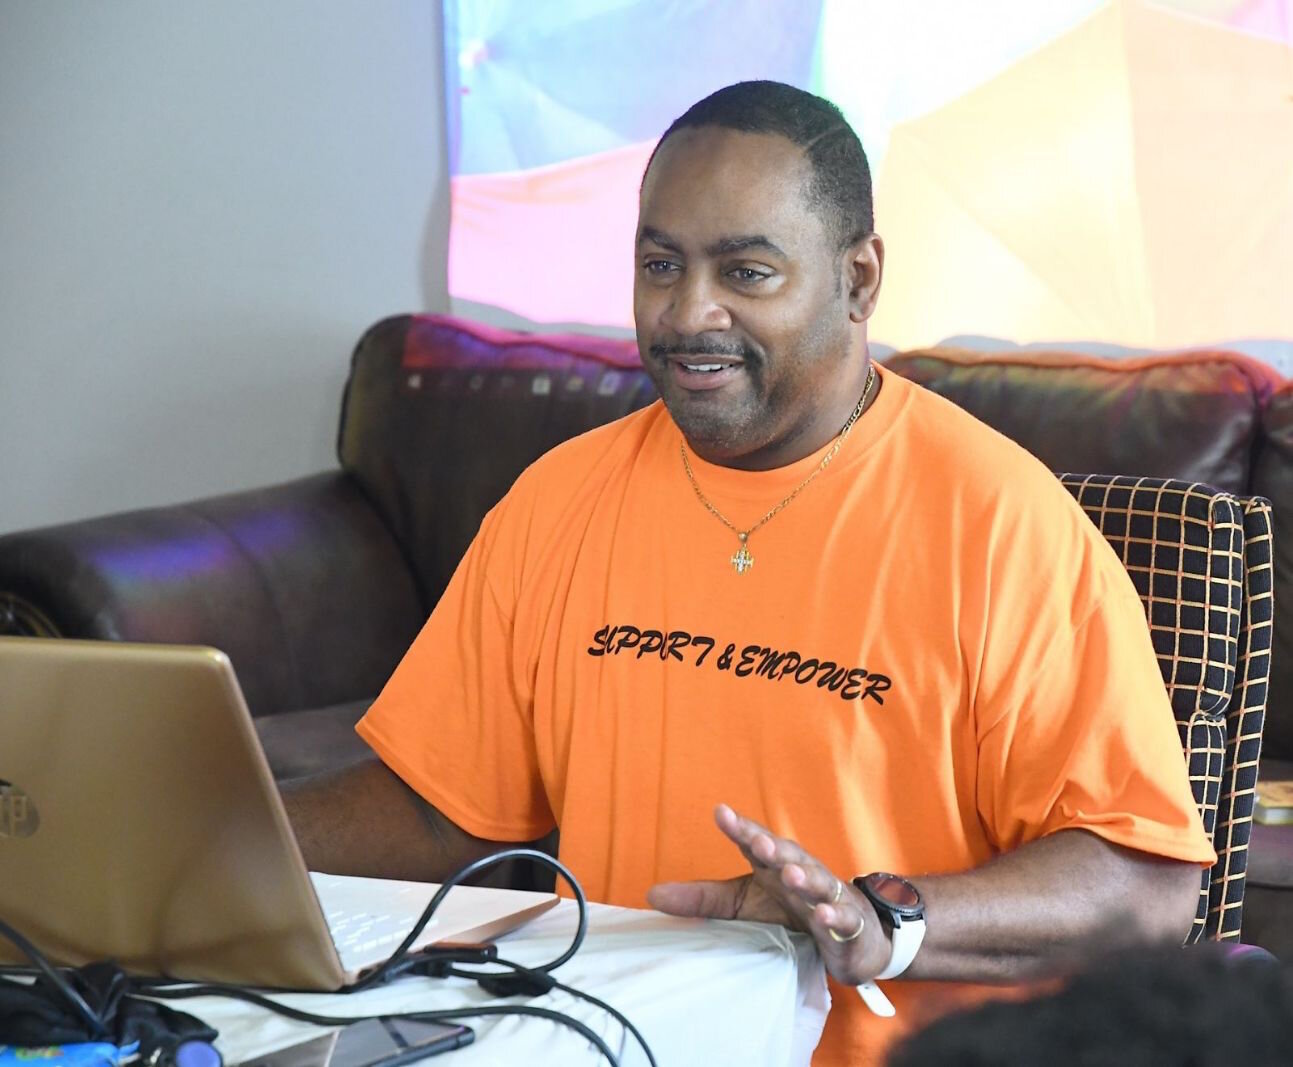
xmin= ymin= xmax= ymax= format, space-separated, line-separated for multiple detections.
xmin=0 ymin=637 xmax=559 ymax=989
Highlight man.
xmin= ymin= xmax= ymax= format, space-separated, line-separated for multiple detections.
xmin=286 ymin=81 xmax=1214 ymax=1064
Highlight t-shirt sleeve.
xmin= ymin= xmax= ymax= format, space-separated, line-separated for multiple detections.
xmin=355 ymin=492 xmax=555 ymax=843
xmin=976 ymin=577 xmax=1217 ymax=867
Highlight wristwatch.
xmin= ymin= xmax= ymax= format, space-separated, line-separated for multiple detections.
xmin=853 ymin=872 xmax=926 ymax=980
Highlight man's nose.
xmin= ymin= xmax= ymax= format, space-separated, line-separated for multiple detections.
xmin=662 ymin=273 xmax=732 ymax=336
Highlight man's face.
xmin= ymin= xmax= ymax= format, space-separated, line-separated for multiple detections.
xmin=634 ymin=126 xmax=860 ymax=470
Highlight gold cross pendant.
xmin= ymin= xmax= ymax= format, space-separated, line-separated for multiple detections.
xmin=730 ymin=534 xmax=754 ymax=574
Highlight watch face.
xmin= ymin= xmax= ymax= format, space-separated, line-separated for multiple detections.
xmin=865 ymin=872 xmax=922 ymax=912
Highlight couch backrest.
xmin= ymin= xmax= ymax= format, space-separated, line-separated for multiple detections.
xmin=338 ymin=315 xmax=657 ymax=610
xmin=885 ymin=347 xmax=1279 ymax=494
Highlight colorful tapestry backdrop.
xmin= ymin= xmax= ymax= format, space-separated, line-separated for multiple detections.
xmin=444 ymin=1 xmax=1293 ymax=353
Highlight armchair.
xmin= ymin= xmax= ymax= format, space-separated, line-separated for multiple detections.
xmin=1060 ymin=474 xmax=1272 ymax=941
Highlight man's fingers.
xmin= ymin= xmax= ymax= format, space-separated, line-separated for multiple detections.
xmin=715 ymin=803 xmax=772 ymax=862
xmin=647 ymin=876 xmax=747 ymax=920
xmin=715 ymin=804 xmax=810 ymax=870
xmin=781 ymin=861 xmax=841 ymax=903
xmin=813 ymin=902 xmax=865 ymax=946
xmin=705 ymin=803 xmax=880 ymax=982
xmin=717 ymin=805 xmax=846 ymax=922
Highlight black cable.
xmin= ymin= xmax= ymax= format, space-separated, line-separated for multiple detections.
xmin=6 ymin=849 xmax=656 ymax=1067
xmin=147 ymin=983 xmax=619 ymax=1065
xmin=549 ymin=977 xmax=656 ymax=1067
xmin=347 ymin=847 xmax=588 ymax=991
xmin=368 ymin=847 xmax=653 ymax=1064
xmin=149 ymin=847 xmax=653 ymax=1064
xmin=438 ymin=959 xmax=658 ymax=1067
xmin=126 ymin=847 xmax=582 ymax=1005
xmin=0 ymin=915 xmax=107 ymax=1039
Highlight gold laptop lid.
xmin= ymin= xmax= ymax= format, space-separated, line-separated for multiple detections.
xmin=0 ymin=637 xmax=345 ymax=990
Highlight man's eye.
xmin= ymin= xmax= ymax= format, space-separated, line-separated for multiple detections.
xmin=643 ymin=260 xmax=678 ymax=275
xmin=728 ymin=268 xmax=769 ymax=283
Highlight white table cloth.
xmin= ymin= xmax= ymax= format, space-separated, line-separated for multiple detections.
xmin=198 ymin=901 xmax=829 ymax=1066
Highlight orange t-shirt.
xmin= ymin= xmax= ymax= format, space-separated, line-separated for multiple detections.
xmin=357 ymin=364 xmax=1215 ymax=1065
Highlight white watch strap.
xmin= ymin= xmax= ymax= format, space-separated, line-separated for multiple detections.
xmin=856 ymin=980 xmax=895 ymax=1016
xmin=874 ymin=914 xmax=926 ymax=981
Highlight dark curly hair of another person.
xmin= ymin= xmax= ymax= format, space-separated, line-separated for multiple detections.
xmin=887 ymin=945 xmax=1293 ymax=1067
xmin=644 ymin=80 xmax=873 ymax=253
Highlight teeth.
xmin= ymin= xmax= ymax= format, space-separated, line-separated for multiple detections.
xmin=684 ymin=363 xmax=725 ymax=372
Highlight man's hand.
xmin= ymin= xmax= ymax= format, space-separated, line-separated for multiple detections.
xmin=647 ymin=804 xmax=892 ymax=986
xmin=648 ymin=808 xmax=1202 ymax=989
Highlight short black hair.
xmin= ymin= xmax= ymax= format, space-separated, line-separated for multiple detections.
xmin=644 ymin=80 xmax=873 ymax=252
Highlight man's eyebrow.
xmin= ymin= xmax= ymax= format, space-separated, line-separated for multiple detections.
xmin=637 ymin=226 xmax=681 ymax=252
xmin=636 ymin=228 xmax=787 ymax=259
xmin=706 ymin=235 xmax=786 ymax=258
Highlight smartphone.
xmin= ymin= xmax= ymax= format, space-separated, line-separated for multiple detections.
xmin=234 ymin=1017 xmax=475 ymax=1067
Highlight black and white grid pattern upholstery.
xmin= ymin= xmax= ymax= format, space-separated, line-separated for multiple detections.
xmin=1060 ymin=474 xmax=1273 ymax=943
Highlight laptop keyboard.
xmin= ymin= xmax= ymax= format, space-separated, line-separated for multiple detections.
xmin=327 ymin=910 xmax=414 ymax=958
xmin=311 ymin=872 xmax=440 ymax=973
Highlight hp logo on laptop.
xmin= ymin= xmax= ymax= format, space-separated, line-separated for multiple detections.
xmin=0 ymin=780 xmax=39 ymax=838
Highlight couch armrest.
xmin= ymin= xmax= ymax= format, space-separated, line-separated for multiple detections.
xmin=0 ymin=472 xmax=425 ymax=717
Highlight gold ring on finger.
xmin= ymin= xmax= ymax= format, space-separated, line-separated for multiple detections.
xmin=828 ymin=913 xmax=864 ymax=944
xmin=831 ymin=879 xmax=844 ymax=905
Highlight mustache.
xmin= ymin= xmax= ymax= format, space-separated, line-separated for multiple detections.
xmin=648 ymin=338 xmax=757 ymax=361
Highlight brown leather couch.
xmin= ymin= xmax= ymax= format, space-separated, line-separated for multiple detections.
xmin=2 ymin=314 xmax=1291 ymax=950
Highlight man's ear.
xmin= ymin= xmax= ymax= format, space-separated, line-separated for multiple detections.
xmin=846 ymin=233 xmax=884 ymax=323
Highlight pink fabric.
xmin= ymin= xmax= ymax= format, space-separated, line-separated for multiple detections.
xmin=447 ymin=141 xmax=653 ymax=329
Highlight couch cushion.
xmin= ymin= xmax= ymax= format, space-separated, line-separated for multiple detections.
xmin=1253 ymin=386 xmax=1293 ymax=760
xmin=1250 ymin=756 xmax=1293 ymax=956
xmin=886 ymin=347 xmax=1279 ymax=493
xmin=0 ymin=473 xmax=424 ymax=720
xmin=1238 ymin=884 xmax=1293 ymax=959
xmin=254 ymin=699 xmax=373 ymax=781
xmin=1252 ymin=758 xmax=1293 ymax=891
xmin=338 ymin=315 xmax=658 ymax=609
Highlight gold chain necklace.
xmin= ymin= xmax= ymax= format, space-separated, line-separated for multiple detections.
xmin=680 ymin=363 xmax=877 ymax=574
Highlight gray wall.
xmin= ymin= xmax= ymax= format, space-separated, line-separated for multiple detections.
xmin=0 ymin=1 xmax=448 ymax=534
